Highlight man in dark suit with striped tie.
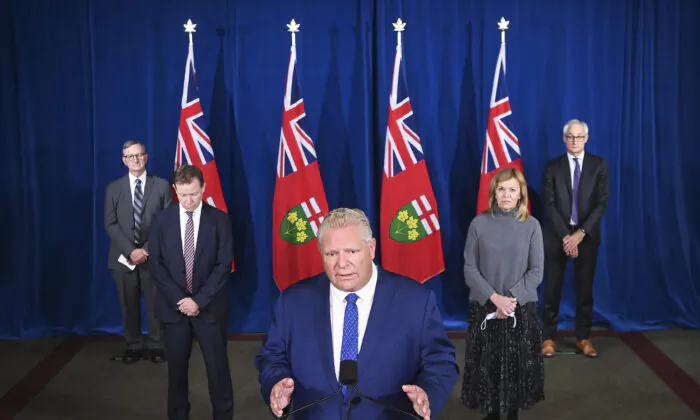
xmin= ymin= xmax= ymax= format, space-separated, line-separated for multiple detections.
xmin=149 ymin=164 xmax=234 ymax=420
xmin=104 ymin=140 xmax=173 ymax=364
xmin=541 ymin=119 xmax=610 ymax=358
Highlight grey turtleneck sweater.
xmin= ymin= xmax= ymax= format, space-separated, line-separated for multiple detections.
xmin=463 ymin=208 xmax=544 ymax=305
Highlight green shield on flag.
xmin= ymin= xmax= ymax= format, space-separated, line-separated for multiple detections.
xmin=279 ymin=205 xmax=316 ymax=245
xmin=389 ymin=204 xmax=428 ymax=243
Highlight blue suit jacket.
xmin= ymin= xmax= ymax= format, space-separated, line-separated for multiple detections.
xmin=148 ymin=203 xmax=233 ymax=323
xmin=255 ymin=268 xmax=459 ymax=419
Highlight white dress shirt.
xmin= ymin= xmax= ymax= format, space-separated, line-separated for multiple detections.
xmin=179 ymin=201 xmax=203 ymax=254
xmin=128 ymin=171 xmax=147 ymax=203
xmin=330 ymin=263 xmax=378 ymax=381
xmin=567 ymin=151 xmax=585 ymax=226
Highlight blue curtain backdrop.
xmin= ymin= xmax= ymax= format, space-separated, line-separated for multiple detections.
xmin=2 ymin=0 xmax=699 ymax=338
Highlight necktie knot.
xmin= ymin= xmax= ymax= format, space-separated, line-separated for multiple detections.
xmin=345 ymin=293 xmax=358 ymax=305
xmin=135 ymin=178 xmax=141 ymax=186
xmin=186 ymin=211 xmax=193 ymax=219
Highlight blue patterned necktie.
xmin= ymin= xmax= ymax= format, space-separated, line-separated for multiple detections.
xmin=571 ymin=157 xmax=581 ymax=225
xmin=133 ymin=179 xmax=144 ymax=245
xmin=340 ymin=293 xmax=359 ymax=395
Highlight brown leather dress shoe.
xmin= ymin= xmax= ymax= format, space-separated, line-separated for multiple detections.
xmin=577 ymin=339 xmax=598 ymax=357
xmin=542 ymin=340 xmax=556 ymax=357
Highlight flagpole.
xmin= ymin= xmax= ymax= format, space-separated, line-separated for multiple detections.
xmin=287 ymin=19 xmax=300 ymax=47
xmin=184 ymin=18 xmax=197 ymax=46
xmin=393 ymin=18 xmax=406 ymax=46
xmin=498 ymin=16 xmax=509 ymax=44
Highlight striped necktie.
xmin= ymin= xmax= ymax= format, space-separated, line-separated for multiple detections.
xmin=133 ymin=179 xmax=144 ymax=245
xmin=184 ymin=211 xmax=194 ymax=293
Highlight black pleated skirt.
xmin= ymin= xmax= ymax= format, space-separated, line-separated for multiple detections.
xmin=461 ymin=301 xmax=545 ymax=415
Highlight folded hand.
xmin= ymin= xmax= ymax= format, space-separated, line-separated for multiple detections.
xmin=177 ymin=298 xmax=199 ymax=316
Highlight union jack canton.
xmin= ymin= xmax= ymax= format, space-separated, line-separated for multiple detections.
xmin=481 ymin=42 xmax=521 ymax=175
xmin=277 ymin=46 xmax=317 ymax=179
xmin=174 ymin=43 xmax=227 ymax=211
xmin=383 ymin=45 xmax=425 ymax=178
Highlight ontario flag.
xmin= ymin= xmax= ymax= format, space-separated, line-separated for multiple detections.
xmin=380 ymin=37 xmax=444 ymax=283
xmin=272 ymin=42 xmax=330 ymax=291
xmin=174 ymin=41 xmax=234 ymax=271
xmin=477 ymin=38 xmax=528 ymax=215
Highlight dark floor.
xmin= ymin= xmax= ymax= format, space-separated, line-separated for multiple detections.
xmin=1 ymin=329 xmax=699 ymax=419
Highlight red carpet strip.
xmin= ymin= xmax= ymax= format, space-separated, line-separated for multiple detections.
xmin=0 ymin=337 xmax=86 ymax=419
xmin=621 ymin=331 xmax=700 ymax=418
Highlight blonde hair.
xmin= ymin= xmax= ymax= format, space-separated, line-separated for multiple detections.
xmin=317 ymin=208 xmax=373 ymax=250
xmin=485 ymin=168 xmax=529 ymax=222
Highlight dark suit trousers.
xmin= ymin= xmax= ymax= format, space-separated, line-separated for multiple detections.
xmin=163 ymin=317 xmax=233 ymax=420
xmin=111 ymin=268 xmax=162 ymax=350
xmin=542 ymin=233 xmax=599 ymax=341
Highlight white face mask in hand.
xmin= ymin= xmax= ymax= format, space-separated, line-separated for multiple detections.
xmin=480 ymin=311 xmax=517 ymax=330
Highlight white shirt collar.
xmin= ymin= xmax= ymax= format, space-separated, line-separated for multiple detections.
xmin=567 ymin=151 xmax=585 ymax=162
xmin=330 ymin=263 xmax=378 ymax=304
xmin=128 ymin=171 xmax=147 ymax=185
xmin=179 ymin=200 xmax=203 ymax=216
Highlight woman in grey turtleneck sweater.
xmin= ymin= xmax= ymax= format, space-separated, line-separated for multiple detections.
xmin=460 ymin=168 xmax=545 ymax=420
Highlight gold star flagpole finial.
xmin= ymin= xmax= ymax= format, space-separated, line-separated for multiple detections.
xmin=393 ymin=18 xmax=406 ymax=46
xmin=184 ymin=19 xmax=197 ymax=45
xmin=498 ymin=17 xmax=510 ymax=44
xmin=287 ymin=19 xmax=300 ymax=47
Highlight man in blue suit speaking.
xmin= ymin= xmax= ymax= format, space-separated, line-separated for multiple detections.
xmin=256 ymin=208 xmax=459 ymax=419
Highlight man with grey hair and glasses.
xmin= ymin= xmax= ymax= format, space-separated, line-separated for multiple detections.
xmin=541 ymin=119 xmax=610 ymax=358
xmin=256 ymin=207 xmax=458 ymax=420
xmin=104 ymin=140 xmax=173 ymax=364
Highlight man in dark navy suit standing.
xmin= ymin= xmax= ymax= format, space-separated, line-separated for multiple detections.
xmin=149 ymin=164 xmax=234 ymax=420
xmin=541 ymin=119 xmax=610 ymax=359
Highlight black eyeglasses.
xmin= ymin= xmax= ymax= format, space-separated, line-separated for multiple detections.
xmin=565 ymin=135 xmax=586 ymax=142
xmin=123 ymin=153 xmax=146 ymax=161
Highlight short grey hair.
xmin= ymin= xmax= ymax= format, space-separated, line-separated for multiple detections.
xmin=563 ymin=119 xmax=589 ymax=136
xmin=317 ymin=208 xmax=373 ymax=250
xmin=122 ymin=140 xmax=146 ymax=152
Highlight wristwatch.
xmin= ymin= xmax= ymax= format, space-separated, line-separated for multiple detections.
xmin=580 ymin=227 xmax=587 ymax=235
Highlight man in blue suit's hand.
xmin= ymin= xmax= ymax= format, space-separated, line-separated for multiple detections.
xmin=256 ymin=208 xmax=459 ymax=420
xmin=270 ymin=377 xmax=295 ymax=417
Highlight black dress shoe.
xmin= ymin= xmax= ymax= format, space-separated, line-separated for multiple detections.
xmin=148 ymin=349 xmax=166 ymax=363
xmin=121 ymin=349 xmax=143 ymax=364
xmin=507 ymin=409 xmax=519 ymax=420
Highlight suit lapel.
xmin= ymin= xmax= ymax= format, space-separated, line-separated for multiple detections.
xmin=172 ymin=206 xmax=186 ymax=275
xmin=194 ymin=204 xmax=212 ymax=264
xmin=141 ymin=173 xmax=156 ymax=211
xmin=578 ymin=154 xmax=594 ymax=200
xmin=358 ymin=271 xmax=395 ymax=381
xmin=561 ymin=156 xmax=573 ymax=197
xmin=314 ymin=279 xmax=337 ymax=392
xmin=121 ymin=176 xmax=134 ymax=227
